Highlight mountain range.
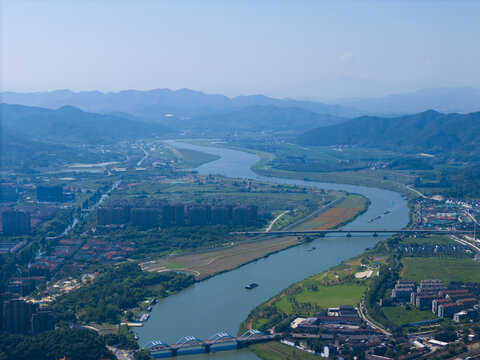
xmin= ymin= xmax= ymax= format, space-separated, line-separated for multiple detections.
xmin=298 ymin=110 xmax=480 ymax=159
xmin=174 ymin=105 xmax=346 ymax=134
xmin=0 ymin=103 xmax=173 ymax=144
xmin=3 ymin=87 xmax=479 ymax=123
xmin=2 ymin=88 xmax=480 ymax=160
xmin=0 ymin=88 xmax=358 ymax=120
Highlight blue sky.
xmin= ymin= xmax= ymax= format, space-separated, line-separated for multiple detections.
xmin=1 ymin=0 xmax=479 ymax=98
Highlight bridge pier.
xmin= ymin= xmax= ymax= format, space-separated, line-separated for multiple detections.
xmin=347 ymin=233 xmax=352 ymax=237
xmin=205 ymin=345 xmax=211 ymax=353
xmin=172 ymin=349 xmax=178 ymax=357
xmin=373 ymin=232 xmax=378 ymax=237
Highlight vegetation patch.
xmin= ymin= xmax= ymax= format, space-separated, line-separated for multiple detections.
xmin=249 ymin=342 xmax=320 ymax=360
xmin=275 ymin=283 xmax=366 ymax=315
xmin=401 ymin=257 xmax=480 ymax=284
xmin=398 ymin=235 xmax=456 ymax=246
xmin=379 ymin=306 xmax=437 ymax=328
xmin=54 ymin=262 xmax=194 ymax=324
xmin=0 ymin=329 xmax=114 ymax=360
xmin=173 ymin=147 xmax=220 ymax=168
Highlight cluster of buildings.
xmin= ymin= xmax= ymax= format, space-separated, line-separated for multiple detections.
xmin=1 ymin=210 xmax=31 ymax=236
xmin=1 ymin=184 xmax=78 ymax=237
xmin=74 ymin=239 xmax=135 ymax=263
xmin=293 ymin=305 xmax=382 ymax=338
xmin=35 ymin=238 xmax=83 ymax=272
xmin=417 ymin=199 xmax=459 ymax=227
xmin=4 ymin=238 xmax=135 ymax=298
xmin=288 ymin=305 xmax=389 ymax=358
xmin=414 ymin=197 xmax=478 ymax=231
xmin=396 ymin=244 xmax=470 ymax=256
xmin=391 ymin=279 xmax=480 ymax=320
xmin=1 ymin=296 xmax=54 ymax=334
xmin=3 ymin=265 xmax=49 ymax=295
xmin=32 ymin=238 xmax=136 ymax=274
xmin=0 ymin=185 xmax=18 ymax=202
xmin=36 ymin=185 xmax=75 ymax=203
xmin=97 ymin=202 xmax=258 ymax=228
xmin=0 ymin=240 xmax=28 ymax=255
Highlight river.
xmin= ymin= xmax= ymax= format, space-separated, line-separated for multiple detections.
xmin=136 ymin=141 xmax=409 ymax=359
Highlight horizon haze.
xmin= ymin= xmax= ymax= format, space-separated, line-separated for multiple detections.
xmin=1 ymin=0 xmax=480 ymax=99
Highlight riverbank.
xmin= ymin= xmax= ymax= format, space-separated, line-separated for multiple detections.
xmin=237 ymin=241 xmax=388 ymax=360
xmin=143 ymin=235 xmax=302 ymax=280
xmin=143 ymin=193 xmax=369 ymax=280
xmin=182 ymin=139 xmax=421 ymax=200
xmin=239 ymin=230 xmax=480 ymax=360
xmin=135 ymin=141 xmax=408 ymax=359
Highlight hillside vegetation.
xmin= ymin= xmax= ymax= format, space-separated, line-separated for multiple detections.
xmin=1 ymin=103 xmax=173 ymax=144
xmin=184 ymin=105 xmax=346 ymax=134
xmin=299 ymin=110 xmax=480 ymax=160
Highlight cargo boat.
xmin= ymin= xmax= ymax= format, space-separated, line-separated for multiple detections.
xmin=245 ymin=283 xmax=258 ymax=290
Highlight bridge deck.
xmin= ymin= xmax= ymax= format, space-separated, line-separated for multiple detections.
xmin=146 ymin=331 xmax=275 ymax=355
xmin=232 ymin=229 xmax=473 ymax=236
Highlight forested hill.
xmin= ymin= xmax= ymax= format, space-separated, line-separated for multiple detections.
xmin=0 ymin=103 xmax=174 ymax=144
xmin=298 ymin=110 xmax=480 ymax=159
xmin=184 ymin=105 xmax=347 ymax=133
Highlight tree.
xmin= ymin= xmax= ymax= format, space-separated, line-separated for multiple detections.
xmin=134 ymin=349 xmax=154 ymax=360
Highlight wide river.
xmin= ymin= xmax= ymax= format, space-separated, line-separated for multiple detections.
xmin=136 ymin=141 xmax=409 ymax=359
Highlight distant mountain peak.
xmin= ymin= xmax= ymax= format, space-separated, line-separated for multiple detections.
xmin=421 ymin=109 xmax=440 ymax=115
xmin=57 ymin=105 xmax=84 ymax=112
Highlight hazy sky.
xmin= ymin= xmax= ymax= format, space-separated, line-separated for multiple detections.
xmin=1 ymin=0 xmax=480 ymax=99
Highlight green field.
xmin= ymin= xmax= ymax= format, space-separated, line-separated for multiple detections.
xmin=401 ymin=257 xmax=480 ymax=284
xmin=275 ymin=284 xmax=366 ymax=314
xmin=249 ymin=342 xmax=321 ymax=360
xmin=380 ymin=306 xmax=437 ymax=328
xmin=174 ymin=147 xmax=220 ymax=168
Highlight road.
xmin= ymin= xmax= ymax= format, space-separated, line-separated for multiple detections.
xmin=450 ymin=234 xmax=480 ymax=261
xmin=136 ymin=143 xmax=149 ymax=167
xmin=108 ymin=346 xmax=134 ymax=360
xmin=463 ymin=209 xmax=479 ymax=226
xmin=266 ymin=211 xmax=289 ymax=232
xmin=358 ymin=299 xmax=391 ymax=336
xmin=404 ymin=185 xmax=427 ymax=198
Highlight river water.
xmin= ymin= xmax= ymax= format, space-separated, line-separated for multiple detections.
xmin=136 ymin=141 xmax=409 ymax=359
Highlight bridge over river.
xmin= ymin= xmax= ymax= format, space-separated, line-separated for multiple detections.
xmin=143 ymin=330 xmax=275 ymax=357
xmin=232 ymin=229 xmax=474 ymax=237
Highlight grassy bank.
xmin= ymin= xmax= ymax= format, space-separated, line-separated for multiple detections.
xmin=239 ymin=246 xmax=384 ymax=335
xmin=401 ymin=257 xmax=480 ymax=284
xmin=145 ymin=192 xmax=369 ymax=279
xmin=144 ymin=235 xmax=302 ymax=280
